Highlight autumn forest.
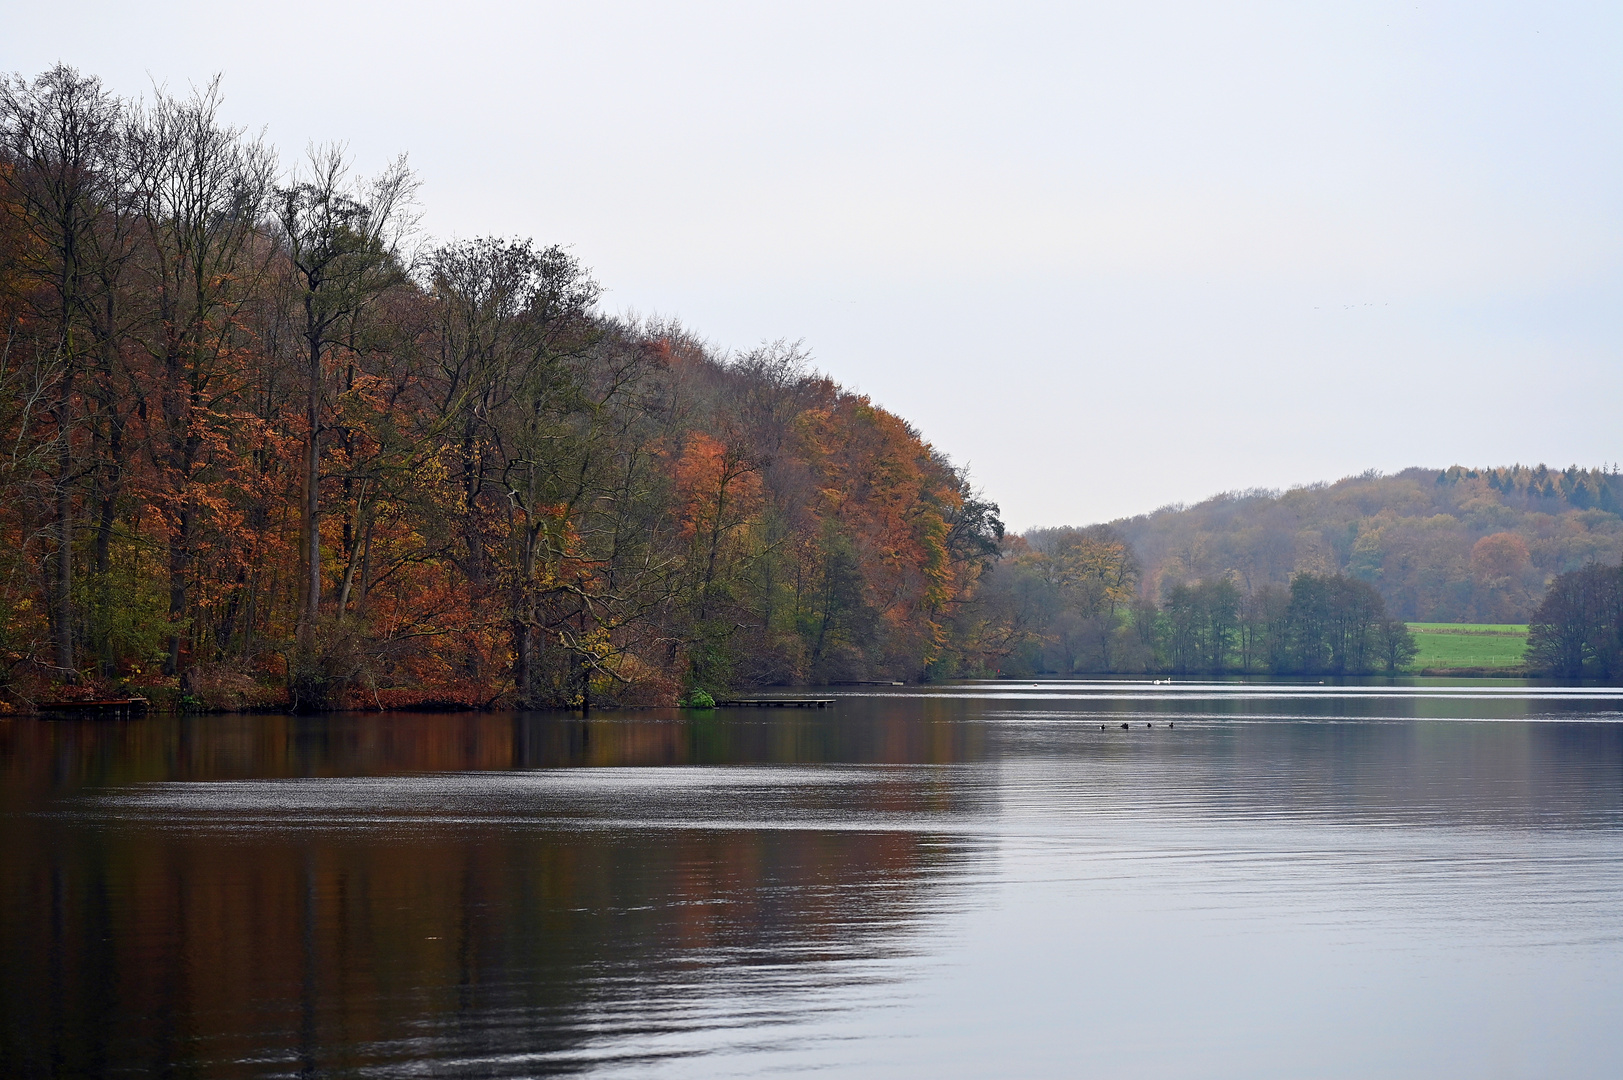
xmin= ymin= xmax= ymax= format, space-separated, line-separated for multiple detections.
xmin=3 ymin=65 xmax=1620 ymax=710
xmin=0 ymin=66 xmax=1004 ymax=709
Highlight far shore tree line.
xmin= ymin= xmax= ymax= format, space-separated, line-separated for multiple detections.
xmin=962 ymin=528 xmax=1420 ymax=677
xmin=966 ymin=525 xmax=1623 ymax=680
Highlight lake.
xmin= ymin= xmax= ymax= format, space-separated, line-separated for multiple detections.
xmin=3 ymin=681 xmax=1622 ymax=1078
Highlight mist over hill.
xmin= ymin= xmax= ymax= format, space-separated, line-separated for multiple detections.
xmin=1099 ymin=465 xmax=1623 ymax=623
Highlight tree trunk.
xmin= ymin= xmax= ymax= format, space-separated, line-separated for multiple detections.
xmin=297 ymin=327 xmax=322 ymax=651
xmin=513 ymin=618 xmax=533 ymax=707
xmin=336 ymin=491 xmax=371 ymax=616
xmin=165 ymin=504 xmax=192 ymax=675
xmin=53 ymin=462 xmax=74 ymax=677
xmin=513 ymin=521 xmax=540 ymax=706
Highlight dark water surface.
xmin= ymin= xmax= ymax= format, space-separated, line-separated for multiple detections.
xmin=4 ymin=681 xmax=1623 ymax=1078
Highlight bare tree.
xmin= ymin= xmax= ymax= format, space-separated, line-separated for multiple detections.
xmin=0 ymin=64 xmax=131 ymax=678
xmin=1526 ymin=563 xmax=1621 ymax=679
xmin=427 ymin=238 xmax=624 ymax=704
xmin=127 ymin=76 xmax=276 ymax=675
xmin=271 ymin=144 xmax=416 ymax=694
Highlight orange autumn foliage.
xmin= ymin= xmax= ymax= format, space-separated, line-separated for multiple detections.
xmin=0 ymin=66 xmax=1005 ymax=709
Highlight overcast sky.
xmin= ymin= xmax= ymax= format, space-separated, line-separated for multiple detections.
xmin=9 ymin=1 xmax=1621 ymax=528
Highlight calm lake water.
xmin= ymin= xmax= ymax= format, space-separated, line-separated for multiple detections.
xmin=4 ymin=681 xmax=1623 ymax=1078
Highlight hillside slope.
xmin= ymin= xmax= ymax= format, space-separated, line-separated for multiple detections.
xmin=1109 ymin=466 xmax=1623 ymax=622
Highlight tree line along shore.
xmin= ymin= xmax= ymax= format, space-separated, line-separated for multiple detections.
xmin=968 ymin=527 xmax=1620 ymax=680
xmin=2 ymin=66 xmax=1619 ymax=713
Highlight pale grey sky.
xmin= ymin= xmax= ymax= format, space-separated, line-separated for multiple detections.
xmin=9 ymin=1 xmax=1621 ymax=527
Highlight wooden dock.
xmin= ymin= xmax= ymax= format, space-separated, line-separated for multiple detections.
xmin=716 ymin=698 xmax=834 ymax=708
xmin=37 ymin=697 xmax=149 ymax=719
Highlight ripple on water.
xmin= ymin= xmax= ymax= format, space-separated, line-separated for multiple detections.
xmin=5 ymin=685 xmax=1623 ymax=1079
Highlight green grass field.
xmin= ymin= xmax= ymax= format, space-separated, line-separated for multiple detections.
xmin=1405 ymin=623 xmax=1528 ymax=670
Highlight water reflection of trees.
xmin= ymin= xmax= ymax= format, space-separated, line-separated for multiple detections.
xmin=0 ymin=710 xmax=987 ymax=1077
xmin=1 ymin=704 xmax=989 ymax=801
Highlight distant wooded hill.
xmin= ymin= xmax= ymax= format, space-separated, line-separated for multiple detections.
xmin=1105 ymin=465 xmax=1623 ymax=623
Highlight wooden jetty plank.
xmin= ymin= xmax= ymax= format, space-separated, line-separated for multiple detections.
xmin=37 ymin=697 xmax=149 ymax=717
xmin=715 ymin=698 xmax=834 ymax=708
